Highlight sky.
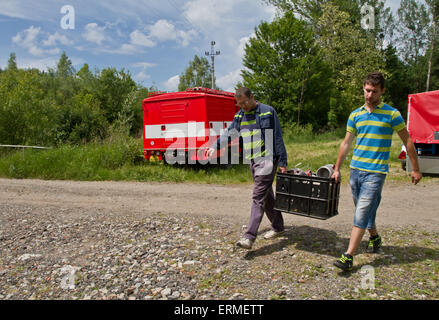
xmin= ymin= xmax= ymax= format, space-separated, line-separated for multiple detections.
xmin=0 ymin=0 xmax=405 ymax=92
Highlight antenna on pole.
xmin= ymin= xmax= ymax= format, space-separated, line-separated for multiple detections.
xmin=205 ymin=41 xmax=220 ymax=89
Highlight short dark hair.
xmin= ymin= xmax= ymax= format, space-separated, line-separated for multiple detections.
xmin=364 ymin=72 xmax=385 ymax=89
xmin=235 ymin=87 xmax=253 ymax=98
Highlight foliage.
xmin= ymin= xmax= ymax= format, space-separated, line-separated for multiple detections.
xmin=0 ymin=129 xmax=417 ymax=184
xmin=93 ymin=68 xmax=137 ymax=124
xmin=0 ymin=69 xmax=58 ymax=146
xmin=260 ymin=0 xmax=439 ymax=130
xmin=1 ymin=0 xmax=438 ymax=153
xmin=242 ymin=12 xmax=333 ymax=129
xmin=263 ymin=0 xmax=393 ymax=45
xmin=316 ymin=3 xmax=386 ymax=126
xmin=382 ymin=45 xmax=412 ymax=117
xmin=7 ymin=53 xmax=18 ymax=71
xmin=0 ymin=52 xmax=147 ymax=147
xmin=397 ymin=0 xmax=430 ymax=64
xmin=178 ymin=55 xmax=217 ymax=91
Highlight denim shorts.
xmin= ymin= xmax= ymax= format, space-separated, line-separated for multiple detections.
xmin=349 ymin=169 xmax=386 ymax=229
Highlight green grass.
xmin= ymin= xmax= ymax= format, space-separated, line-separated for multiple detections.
xmin=0 ymin=129 xmax=437 ymax=184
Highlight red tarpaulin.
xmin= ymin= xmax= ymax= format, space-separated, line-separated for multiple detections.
xmin=407 ymin=90 xmax=439 ymax=143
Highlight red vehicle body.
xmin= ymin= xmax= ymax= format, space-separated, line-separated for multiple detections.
xmin=142 ymin=87 xmax=240 ymax=163
xmin=403 ymin=90 xmax=439 ymax=173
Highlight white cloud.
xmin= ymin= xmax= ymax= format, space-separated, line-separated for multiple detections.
xmin=162 ymin=75 xmax=180 ymax=92
xmin=100 ymin=30 xmax=155 ymax=55
xmin=18 ymin=57 xmax=58 ymax=70
xmin=236 ymin=34 xmax=252 ymax=59
xmin=83 ymin=23 xmax=106 ymax=45
xmin=15 ymin=55 xmax=84 ymax=72
xmin=176 ymin=29 xmax=198 ymax=47
xmin=182 ymin=0 xmax=235 ymax=33
xmin=217 ymin=69 xmax=242 ymax=92
xmin=129 ymin=30 xmax=156 ymax=47
xmin=132 ymin=61 xmax=157 ymax=82
xmin=12 ymin=25 xmax=40 ymax=46
xmin=116 ymin=43 xmax=139 ymax=54
xmin=43 ymin=32 xmax=74 ymax=47
xmin=0 ymin=0 xmax=54 ymax=20
xmin=132 ymin=62 xmax=157 ymax=69
xmin=135 ymin=71 xmax=151 ymax=81
xmin=147 ymin=19 xmax=198 ymax=47
xmin=149 ymin=20 xmax=177 ymax=42
xmin=12 ymin=26 xmax=67 ymax=57
xmin=113 ymin=20 xmax=197 ymax=55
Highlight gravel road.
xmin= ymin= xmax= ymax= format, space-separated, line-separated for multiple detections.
xmin=1 ymin=178 xmax=438 ymax=300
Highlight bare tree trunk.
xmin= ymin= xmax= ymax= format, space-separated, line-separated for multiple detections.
xmin=298 ymin=52 xmax=312 ymax=128
xmin=298 ymin=80 xmax=304 ymax=128
xmin=427 ymin=17 xmax=436 ymax=92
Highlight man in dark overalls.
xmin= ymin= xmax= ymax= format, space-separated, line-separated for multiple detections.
xmin=207 ymin=87 xmax=288 ymax=249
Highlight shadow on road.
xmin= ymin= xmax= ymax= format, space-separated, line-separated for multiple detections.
xmin=243 ymin=225 xmax=439 ymax=271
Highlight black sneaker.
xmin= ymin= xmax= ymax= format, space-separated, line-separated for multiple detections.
xmin=333 ymin=253 xmax=353 ymax=271
xmin=366 ymin=235 xmax=382 ymax=253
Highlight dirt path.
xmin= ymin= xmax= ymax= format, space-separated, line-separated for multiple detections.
xmin=1 ymin=177 xmax=438 ymax=300
xmin=1 ymin=178 xmax=438 ymax=232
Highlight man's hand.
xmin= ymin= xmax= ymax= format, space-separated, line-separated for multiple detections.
xmin=411 ymin=170 xmax=422 ymax=185
xmin=397 ymin=128 xmax=422 ymax=186
xmin=279 ymin=166 xmax=286 ymax=173
xmin=331 ymin=170 xmax=341 ymax=183
xmin=205 ymin=148 xmax=215 ymax=158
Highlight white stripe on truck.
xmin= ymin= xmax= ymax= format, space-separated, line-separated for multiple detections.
xmin=145 ymin=122 xmax=207 ymax=139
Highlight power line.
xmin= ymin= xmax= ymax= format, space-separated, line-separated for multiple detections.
xmin=205 ymin=41 xmax=220 ymax=89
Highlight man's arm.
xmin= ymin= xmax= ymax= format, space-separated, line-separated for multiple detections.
xmin=397 ymin=127 xmax=422 ymax=185
xmin=206 ymin=115 xmax=240 ymax=158
xmin=331 ymin=131 xmax=356 ymax=182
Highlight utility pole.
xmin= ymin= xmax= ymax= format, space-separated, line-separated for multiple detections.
xmin=205 ymin=41 xmax=220 ymax=89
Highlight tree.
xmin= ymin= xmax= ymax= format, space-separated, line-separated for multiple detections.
xmin=316 ymin=3 xmax=386 ymax=126
xmin=426 ymin=0 xmax=439 ymax=91
xmin=382 ymin=45 xmax=411 ymax=117
xmin=242 ymin=11 xmax=333 ymax=128
xmin=429 ymin=41 xmax=439 ymax=90
xmin=397 ymin=0 xmax=429 ymax=64
xmin=263 ymin=0 xmax=393 ymax=45
xmin=52 ymin=52 xmax=79 ymax=106
xmin=7 ymin=53 xmax=18 ymax=71
xmin=57 ymin=51 xmax=75 ymax=78
xmin=178 ymin=55 xmax=216 ymax=91
xmin=396 ymin=0 xmax=430 ymax=94
xmin=94 ymin=68 xmax=137 ymax=124
xmin=77 ymin=63 xmax=92 ymax=80
xmin=0 ymin=69 xmax=58 ymax=146
xmin=56 ymin=92 xmax=108 ymax=144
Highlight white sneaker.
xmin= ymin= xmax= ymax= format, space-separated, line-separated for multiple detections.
xmin=263 ymin=230 xmax=285 ymax=240
xmin=236 ymin=237 xmax=253 ymax=249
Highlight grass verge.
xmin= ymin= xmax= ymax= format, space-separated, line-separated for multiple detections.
xmin=0 ymin=130 xmax=437 ymax=184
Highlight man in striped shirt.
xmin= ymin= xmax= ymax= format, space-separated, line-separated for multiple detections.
xmin=331 ymin=72 xmax=422 ymax=271
xmin=206 ymin=87 xmax=288 ymax=249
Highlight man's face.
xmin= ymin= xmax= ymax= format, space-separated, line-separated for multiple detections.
xmin=363 ymin=83 xmax=385 ymax=106
xmin=236 ymin=95 xmax=256 ymax=112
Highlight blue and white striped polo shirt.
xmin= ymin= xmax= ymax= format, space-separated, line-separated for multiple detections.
xmin=347 ymin=102 xmax=406 ymax=174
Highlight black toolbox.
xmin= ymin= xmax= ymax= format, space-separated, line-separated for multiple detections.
xmin=274 ymin=172 xmax=340 ymax=220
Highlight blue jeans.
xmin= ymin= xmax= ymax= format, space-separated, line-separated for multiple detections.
xmin=349 ymin=169 xmax=386 ymax=229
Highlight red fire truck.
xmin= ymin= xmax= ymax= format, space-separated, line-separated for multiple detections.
xmin=400 ymin=90 xmax=439 ymax=174
xmin=142 ymin=87 xmax=240 ymax=164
